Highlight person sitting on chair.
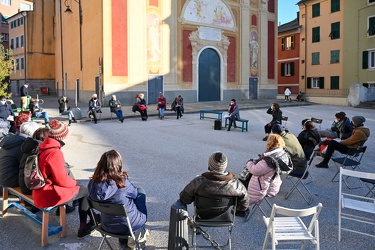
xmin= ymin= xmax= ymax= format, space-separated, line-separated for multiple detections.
xmin=315 ymin=116 xmax=370 ymax=169
xmin=157 ymin=93 xmax=167 ymax=120
xmin=88 ymin=94 xmax=102 ymax=124
xmin=134 ymin=93 xmax=148 ymax=121
xmin=29 ymin=98 xmax=50 ymax=127
xmin=297 ymin=119 xmax=321 ymax=160
xmin=246 ymin=134 xmax=292 ymax=206
xmin=318 ymin=112 xmax=353 ymax=140
xmin=0 ymin=96 xmax=14 ymax=124
xmin=227 ymin=99 xmax=239 ymax=131
xmin=58 ymin=95 xmax=77 ymax=126
xmin=88 ymin=150 xmax=148 ymax=249
xmin=263 ymin=103 xmax=282 ymax=141
xmin=179 ymin=151 xmax=249 ymax=217
xmin=109 ymin=95 xmax=125 ymax=123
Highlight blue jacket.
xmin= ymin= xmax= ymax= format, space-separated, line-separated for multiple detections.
xmin=339 ymin=117 xmax=354 ymax=140
xmin=88 ymin=178 xmax=146 ymax=235
xmin=0 ymin=104 xmax=14 ymax=121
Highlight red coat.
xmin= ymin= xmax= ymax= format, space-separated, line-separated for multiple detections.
xmin=32 ymin=138 xmax=79 ymax=208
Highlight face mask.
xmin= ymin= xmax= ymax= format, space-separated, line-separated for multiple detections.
xmin=230 ymin=102 xmax=234 ymax=105
xmin=0 ymin=100 xmax=6 ymax=105
xmin=93 ymin=98 xmax=97 ymax=100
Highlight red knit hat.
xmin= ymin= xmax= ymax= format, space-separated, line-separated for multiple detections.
xmin=48 ymin=119 xmax=69 ymax=141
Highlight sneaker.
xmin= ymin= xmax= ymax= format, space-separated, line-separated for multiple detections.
xmin=262 ymin=136 xmax=268 ymax=141
xmin=315 ymin=162 xmax=329 ymax=168
xmin=56 ymin=205 xmax=76 ymax=216
xmin=77 ymin=223 xmax=96 ymax=239
xmin=120 ymin=117 xmax=125 ymax=123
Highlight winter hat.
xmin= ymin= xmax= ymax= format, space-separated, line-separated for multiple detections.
xmin=14 ymin=112 xmax=31 ymax=127
xmin=271 ymin=124 xmax=284 ymax=134
xmin=139 ymin=93 xmax=144 ymax=99
xmin=208 ymin=152 xmax=228 ymax=173
xmin=20 ymin=122 xmax=39 ymax=137
xmin=48 ymin=119 xmax=69 ymax=141
xmin=352 ymin=116 xmax=366 ymax=126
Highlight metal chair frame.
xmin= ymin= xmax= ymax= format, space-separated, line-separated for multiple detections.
xmin=284 ymin=163 xmax=313 ymax=204
xmin=311 ymin=117 xmax=323 ymax=130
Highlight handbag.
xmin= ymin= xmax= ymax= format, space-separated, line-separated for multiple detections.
xmin=238 ymin=166 xmax=252 ymax=189
xmin=138 ymin=105 xmax=147 ymax=111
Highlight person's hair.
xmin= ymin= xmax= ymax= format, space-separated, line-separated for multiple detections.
xmin=30 ymin=98 xmax=36 ymax=103
xmin=266 ymin=134 xmax=285 ymax=151
xmin=231 ymin=99 xmax=236 ymax=102
xmin=0 ymin=96 xmax=6 ymax=100
xmin=272 ymin=103 xmax=280 ymax=109
xmin=335 ymin=112 xmax=346 ymax=121
xmin=302 ymin=119 xmax=315 ymax=130
xmin=32 ymin=127 xmax=50 ymax=141
xmin=91 ymin=150 xmax=128 ymax=188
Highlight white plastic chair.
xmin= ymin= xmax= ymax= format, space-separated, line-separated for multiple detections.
xmin=262 ymin=203 xmax=323 ymax=250
xmin=338 ymin=168 xmax=375 ymax=241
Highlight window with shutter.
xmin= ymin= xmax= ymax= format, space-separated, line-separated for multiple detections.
xmin=369 ymin=50 xmax=375 ymax=69
xmin=312 ymin=3 xmax=320 ymax=18
xmin=368 ymin=16 xmax=375 ymax=36
xmin=330 ymin=22 xmax=340 ymax=39
xmin=331 ymin=0 xmax=340 ymax=12
xmin=312 ymin=27 xmax=320 ymax=43
xmin=330 ymin=76 xmax=339 ymax=89
xmin=281 ymin=38 xmax=285 ymax=50
xmin=312 ymin=52 xmax=320 ymax=65
xmin=330 ymin=50 xmax=340 ymax=63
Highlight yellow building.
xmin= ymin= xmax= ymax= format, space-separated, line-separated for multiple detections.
xmin=298 ymin=0 xmax=375 ymax=105
xmin=55 ymin=0 xmax=279 ymax=105
xmin=7 ymin=0 xmax=55 ymax=98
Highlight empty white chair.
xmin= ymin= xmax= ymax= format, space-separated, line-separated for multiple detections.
xmin=262 ymin=203 xmax=323 ymax=250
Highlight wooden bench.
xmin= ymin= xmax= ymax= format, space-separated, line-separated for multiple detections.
xmin=199 ymin=110 xmax=223 ymax=120
xmin=2 ymin=186 xmax=67 ymax=247
xmin=224 ymin=117 xmax=249 ymax=132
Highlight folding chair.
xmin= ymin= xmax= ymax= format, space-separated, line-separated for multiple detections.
xmin=284 ymin=163 xmax=313 ymax=204
xmin=87 ymin=198 xmax=144 ymax=250
xmin=262 ymin=203 xmax=322 ymax=250
xmin=191 ymin=195 xmax=237 ymax=250
xmin=360 ymin=178 xmax=375 ymax=197
xmin=331 ymin=146 xmax=367 ymax=189
xmin=311 ymin=117 xmax=323 ymax=130
xmin=338 ymin=168 xmax=375 ymax=241
xmin=281 ymin=116 xmax=288 ymax=129
xmin=244 ymin=196 xmax=272 ymax=222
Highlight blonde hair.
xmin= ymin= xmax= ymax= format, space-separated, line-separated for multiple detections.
xmin=266 ymin=134 xmax=285 ymax=151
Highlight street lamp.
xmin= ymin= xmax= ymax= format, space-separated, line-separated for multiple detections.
xmin=64 ymin=0 xmax=83 ymax=70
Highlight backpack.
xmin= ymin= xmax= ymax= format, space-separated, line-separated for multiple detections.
xmin=24 ymin=149 xmax=50 ymax=190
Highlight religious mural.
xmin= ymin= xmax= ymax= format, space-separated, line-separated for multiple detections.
xmin=147 ymin=5 xmax=162 ymax=74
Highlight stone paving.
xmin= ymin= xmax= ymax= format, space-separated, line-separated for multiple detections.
xmin=1 ymin=96 xmax=374 ymax=249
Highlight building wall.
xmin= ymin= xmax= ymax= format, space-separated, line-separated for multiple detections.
xmin=0 ymin=0 xmax=33 ymax=18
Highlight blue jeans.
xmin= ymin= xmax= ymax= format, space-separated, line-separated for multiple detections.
xmin=159 ymin=108 xmax=165 ymax=116
xmin=35 ymin=112 xmax=49 ymax=123
xmin=112 ymin=109 xmax=123 ymax=119
xmin=61 ymin=110 xmax=74 ymax=120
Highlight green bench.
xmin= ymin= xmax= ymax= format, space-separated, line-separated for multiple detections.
xmin=2 ymin=186 xmax=67 ymax=247
xmin=224 ymin=117 xmax=249 ymax=132
xmin=199 ymin=110 xmax=223 ymax=120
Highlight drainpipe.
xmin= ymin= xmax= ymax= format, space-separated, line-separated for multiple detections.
xmin=303 ymin=2 xmax=307 ymax=93
xmin=21 ymin=11 xmax=27 ymax=85
xmin=60 ymin=0 xmax=65 ymax=96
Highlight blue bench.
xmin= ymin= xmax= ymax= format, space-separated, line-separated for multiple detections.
xmin=224 ymin=117 xmax=249 ymax=132
xmin=2 ymin=186 xmax=67 ymax=247
xmin=199 ymin=110 xmax=223 ymax=120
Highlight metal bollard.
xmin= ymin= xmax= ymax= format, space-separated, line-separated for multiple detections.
xmin=167 ymin=200 xmax=189 ymax=250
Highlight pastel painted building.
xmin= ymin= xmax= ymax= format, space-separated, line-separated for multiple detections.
xmin=8 ymin=0 xmax=55 ymax=97
xmin=55 ymin=0 xmax=279 ymax=105
xmin=277 ymin=15 xmax=300 ymax=96
xmin=297 ymin=0 xmax=375 ymax=105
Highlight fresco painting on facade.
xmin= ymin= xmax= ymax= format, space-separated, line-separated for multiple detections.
xmin=250 ymin=30 xmax=259 ymax=77
xmin=183 ymin=0 xmax=235 ymax=29
xmin=147 ymin=11 xmax=162 ymax=74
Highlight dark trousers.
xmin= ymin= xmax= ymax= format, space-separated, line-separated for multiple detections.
xmin=176 ymin=106 xmax=182 ymax=118
xmin=322 ymin=140 xmax=349 ymax=164
xmin=72 ymin=185 xmax=93 ymax=223
xmin=228 ymin=116 xmax=237 ymax=129
xmin=264 ymin=123 xmax=272 ymax=134
xmin=90 ymin=109 xmax=101 ymax=123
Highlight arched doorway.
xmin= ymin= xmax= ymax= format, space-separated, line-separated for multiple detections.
xmin=198 ymin=48 xmax=220 ymax=102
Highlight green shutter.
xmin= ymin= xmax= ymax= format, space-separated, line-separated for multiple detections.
xmin=312 ymin=3 xmax=320 ymax=18
xmin=331 ymin=22 xmax=340 ymax=39
xmin=331 ymin=0 xmax=340 ymax=13
xmin=281 ymin=63 xmax=285 ymax=76
xmin=312 ymin=52 xmax=320 ymax=65
xmin=330 ymin=50 xmax=339 ymax=63
xmin=363 ymin=51 xmax=369 ymax=69
xmin=319 ymin=77 xmax=324 ymax=89
xmin=281 ymin=38 xmax=285 ymax=50
xmin=307 ymin=77 xmax=312 ymax=89
xmin=312 ymin=27 xmax=320 ymax=43
xmin=330 ymin=76 xmax=339 ymax=89
xmin=291 ymin=36 xmax=295 ymax=49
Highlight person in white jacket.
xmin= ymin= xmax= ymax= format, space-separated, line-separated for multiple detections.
xmin=284 ymin=88 xmax=291 ymax=102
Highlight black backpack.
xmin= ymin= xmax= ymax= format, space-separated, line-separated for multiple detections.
xmin=24 ymin=148 xmax=51 ymax=190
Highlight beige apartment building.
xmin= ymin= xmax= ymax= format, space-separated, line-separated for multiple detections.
xmin=7 ymin=0 xmax=55 ymax=98
xmin=55 ymin=0 xmax=279 ymax=105
xmin=297 ymin=0 xmax=375 ymax=105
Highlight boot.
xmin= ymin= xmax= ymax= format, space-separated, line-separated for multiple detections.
xmin=68 ymin=120 xmax=72 ymax=126
xmin=72 ymin=117 xmax=77 ymax=123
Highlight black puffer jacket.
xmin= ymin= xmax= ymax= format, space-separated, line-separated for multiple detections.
xmin=179 ymin=172 xmax=249 ymax=214
xmin=19 ymin=137 xmax=40 ymax=194
xmin=0 ymin=133 xmax=26 ymax=187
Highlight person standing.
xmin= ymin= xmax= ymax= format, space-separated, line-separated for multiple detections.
xmin=109 ymin=95 xmax=125 ymax=123
xmin=20 ymin=82 xmax=29 ymax=110
xmin=263 ymin=103 xmax=282 ymax=141
xmin=157 ymin=93 xmax=167 ymax=120
xmin=227 ymin=99 xmax=240 ymax=131
xmin=58 ymin=95 xmax=78 ymax=126
xmin=284 ymin=88 xmax=291 ymax=102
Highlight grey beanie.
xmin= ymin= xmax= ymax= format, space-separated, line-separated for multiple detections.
xmin=352 ymin=116 xmax=366 ymax=126
xmin=208 ymin=152 xmax=228 ymax=173
xmin=20 ymin=122 xmax=39 ymax=137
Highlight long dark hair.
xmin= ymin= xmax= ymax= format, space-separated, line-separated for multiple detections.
xmin=91 ymin=150 xmax=128 ymax=188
